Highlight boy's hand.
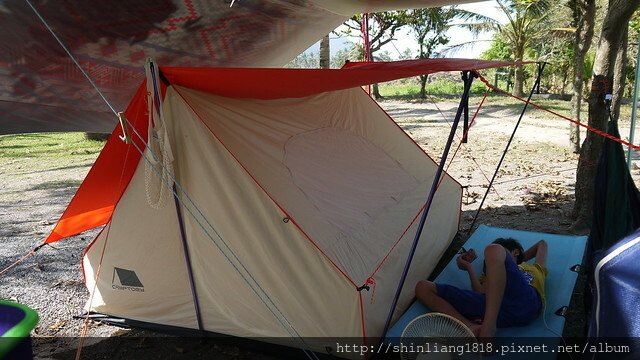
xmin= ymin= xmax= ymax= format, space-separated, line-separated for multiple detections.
xmin=456 ymin=255 xmax=472 ymax=271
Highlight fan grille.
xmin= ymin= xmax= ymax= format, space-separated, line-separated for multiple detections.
xmin=399 ymin=313 xmax=480 ymax=360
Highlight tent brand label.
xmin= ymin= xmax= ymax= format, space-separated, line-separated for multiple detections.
xmin=112 ymin=267 xmax=144 ymax=292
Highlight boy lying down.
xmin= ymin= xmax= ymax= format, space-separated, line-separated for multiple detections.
xmin=415 ymin=238 xmax=548 ymax=339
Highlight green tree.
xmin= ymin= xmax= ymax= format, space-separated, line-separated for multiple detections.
xmin=342 ymin=11 xmax=411 ymax=98
xmin=481 ymin=35 xmax=513 ymax=61
xmin=285 ymin=51 xmax=318 ymax=68
xmin=408 ymin=8 xmax=451 ymax=99
xmin=533 ymin=35 xmax=574 ymax=94
xmin=331 ymin=43 xmax=362 ymax=69
xmin=495 ymin=0 xmax=556 ymax=96
xmin=343 ymin=12 xmax=410 ymax=56
xmin=524 ymin=0 xmax=575 ymax=94
xmin=568 ymin=0 xmax=596 ymax=153
xmin=572 ymin=0 xmax=640 ymax=231
xmin=481 ymin=34 xmax=517 ymax=91
xmin=399 ymin=48 xmax=415 ymax=60
xmin=407 ymin=6 xmax=493 ymax=98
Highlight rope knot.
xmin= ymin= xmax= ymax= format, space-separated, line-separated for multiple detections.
xmin=357 ymin=277 xmax=375 ymax=292
xmin=356 ymin=277 xmax=378 ymax=304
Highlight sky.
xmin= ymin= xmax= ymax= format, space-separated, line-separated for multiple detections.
xmin=304 ymin=0 xmax=507 ymax=60
xmin=384 ymin=1 xmax=506 ymax=58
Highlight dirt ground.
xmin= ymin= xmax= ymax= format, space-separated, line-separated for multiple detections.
xmin=1 ymin=96 xmax=639 ymax=359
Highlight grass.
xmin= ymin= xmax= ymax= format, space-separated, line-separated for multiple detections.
xmin=0 ymin=133 xmax=104 ymax=159
xmin=0 ymin=133 xmax=105 ymax=174
xmin=379 ymin=80 xmax=488 ymax=98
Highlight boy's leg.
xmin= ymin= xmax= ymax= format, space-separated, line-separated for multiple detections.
xmin=480 ymin=244 xmax=507 ymax=339
xmin=415 ymin=280 xmax=480 ymax=330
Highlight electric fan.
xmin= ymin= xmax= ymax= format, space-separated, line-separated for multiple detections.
xmin=399 ymin=313 xmax=481 ymax=360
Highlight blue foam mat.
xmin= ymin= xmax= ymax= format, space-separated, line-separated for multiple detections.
xmin=385 ymin=225 xmax=587 ymax=357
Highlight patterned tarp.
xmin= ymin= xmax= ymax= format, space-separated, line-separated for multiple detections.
xmin=0 ymin=0 xmax=482 ymax=134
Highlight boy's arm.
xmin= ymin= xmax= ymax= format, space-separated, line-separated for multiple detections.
xmin=466 ymin=266 xmax=485 ymax=293
xmin=457 ymin=256 xmax=485 ymax=293
xmin=522 ymin=240 xmax=548 ymax=266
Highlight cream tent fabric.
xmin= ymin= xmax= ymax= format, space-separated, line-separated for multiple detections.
xmin=83 ymin=83 xmax=462 ymax=354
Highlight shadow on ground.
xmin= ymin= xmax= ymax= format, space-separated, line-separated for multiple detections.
xmin=19 ymin=163 xmax=95 ymax=176
xmin=29 ymin=180 xmax=83 ymax=191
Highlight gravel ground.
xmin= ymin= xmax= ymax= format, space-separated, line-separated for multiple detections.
xmin=0 ymin=146 xmax=110 ymax=357
xmin=1 ymin=97 xmax=639 ymax=359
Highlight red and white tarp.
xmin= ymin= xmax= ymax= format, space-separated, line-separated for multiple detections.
xmin=0 ymin=0 xmax=485 ymax=135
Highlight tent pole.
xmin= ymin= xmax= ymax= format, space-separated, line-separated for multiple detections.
xmin=627 ymin=42 xmax=640 ymax=168
xmin=468 ymin=62 xmax=547 ymax=233
xmin=362 ymin=13 xmax=371 ymax=62
xmin=149 ymin=61 xmax=204 ymax=329
xmin=173 ymin=185 xmax=205 ymax=331
xmin=379 ymin=71 xmax=476 ymax=342
xmin=362 ymin=13 xmax=372 ymax=95
xmin=462 ymin=86 xmax=470 ymax=143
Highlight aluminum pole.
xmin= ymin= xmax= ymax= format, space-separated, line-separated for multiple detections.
xmin=627 ymin=42 xmax=640 ymax=168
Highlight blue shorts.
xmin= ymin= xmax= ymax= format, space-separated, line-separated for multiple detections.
xmin=435 ymin=254 xmax=542 ymax=328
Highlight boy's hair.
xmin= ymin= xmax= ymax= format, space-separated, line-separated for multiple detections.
xmin=493 ymin=238 xmax=524 ymax=264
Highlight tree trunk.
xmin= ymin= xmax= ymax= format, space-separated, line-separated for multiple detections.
xmin=420 ymin=74 xmax=428 ymax=99
xmin=513 ymin=65 xmax=525 ymax=97
xmin=319 ymin=34 xmax=330 ymax=69
xmin=513 ymin=44 xmax=526 ymax=97
xmin=611 ymin=28 xmax=629 ymax=121
xmin=372 ymin=83 xmax=383 ymax=99
xmin=561 ymin=71 xmax=568 ymax=96
xmin=572 ymin=0 xmax=640 ymax=232
xmin=569 ymin=0 xmax=596 ymax=154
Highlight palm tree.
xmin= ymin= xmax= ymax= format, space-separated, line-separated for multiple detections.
xmin=407 ymin=6 xmax=495 ymax=98
xmin=494 ymin=0 xmax=556 ymax=96
xmin=451 ymin=0 xmax=556 ymax=96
